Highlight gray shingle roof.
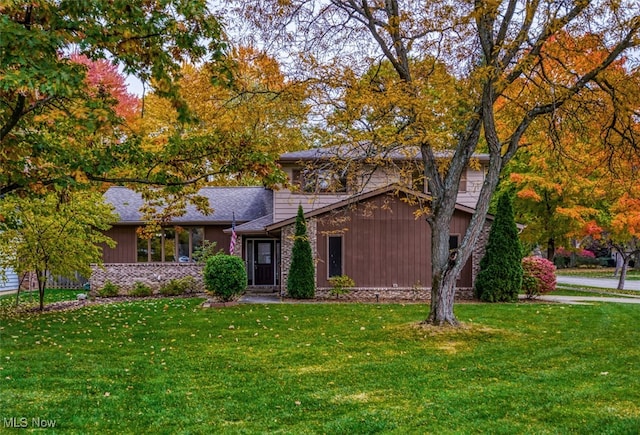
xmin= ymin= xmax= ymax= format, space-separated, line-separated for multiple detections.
xmin=105 ymin=186 xmax=273 ymax=224
xmin=225 ymin=213 xmax=274 ymax=234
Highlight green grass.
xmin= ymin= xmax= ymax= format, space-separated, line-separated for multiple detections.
xmin=1 ymin=297 xmax=640 ymax=434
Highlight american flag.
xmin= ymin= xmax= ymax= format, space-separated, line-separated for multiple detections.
xmin=229 ymin=213 xmax=237 ymax=254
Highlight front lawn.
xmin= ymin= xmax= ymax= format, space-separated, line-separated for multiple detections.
xmin=1 ymin=296 xmax=639 ymax=433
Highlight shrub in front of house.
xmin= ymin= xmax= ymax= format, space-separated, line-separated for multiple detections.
xmin=130 ymin=281 xmax=153 ymax=297
xmin=328 ymin=275 xmax=355 ymax=298
xmin=522 ymin=256 xmax=556 ymax=298
xmin=160 ymin=276 xmax=196 ymax=296
xmin=98 ymin=280 xmax=119 ymax=298
xmin=474 ymin=193 xmax=523 ymax=302
xmin=287 ymin=205 xmax=315 ymax=299
xmin=203 ymin=255 xmax=247 ymax=302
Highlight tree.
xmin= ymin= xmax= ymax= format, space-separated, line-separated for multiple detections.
xmin=232 ymin=0 xmax=640 ymax=325
xmin=501 ymin=32 xmax=640 ymax=262
xmin=0 ymin=0 xmax=226 ymax=197
xmin=0 ymin=190 xmax=117 ymax=310
xmin=475 ymin=193 xmax=523 ymax=302
xmin=138 ymin=47 xmax=308 ymax=189
xmin=287 ymin=205 xmax=315 ymax=299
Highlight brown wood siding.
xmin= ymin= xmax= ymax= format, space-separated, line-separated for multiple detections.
xmin=205 ymin=226 xmax=232 ymax=254
xmin=316 ymin=194 xmax=473 ymax=288
xmin=103 ymin=226 xmax=137 ymax=263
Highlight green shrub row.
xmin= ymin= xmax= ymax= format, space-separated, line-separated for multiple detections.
xmin=97 ymin=276 xmax=197 ymax=298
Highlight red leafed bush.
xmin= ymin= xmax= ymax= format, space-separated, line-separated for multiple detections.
xmin=522 ymin=256 xmax=557 ymax=298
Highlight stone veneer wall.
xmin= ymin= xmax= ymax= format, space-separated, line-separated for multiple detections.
xmin=90 ymin=263 xmax=205 ymax=294
xmin=280 ymin=217 xmax=317 ymax=294
xmin=313 ymin=287 xmax=474 ymax=301
xmin=471 ymin=221 xmax=492 ymax=288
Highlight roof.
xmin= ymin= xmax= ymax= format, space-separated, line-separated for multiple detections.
xmin=225 ymin=214 xmax=275 ymax=235
xmin=105 ymin=186 xmax=273 ymax=224
xmin=278 ymin=146 xmax=490 ymax=163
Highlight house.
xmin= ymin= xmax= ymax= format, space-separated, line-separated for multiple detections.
xmin=0 ymin=267 xmax=19 ymax=293
xmin=91 ymin=148 xmax=491 ymax=300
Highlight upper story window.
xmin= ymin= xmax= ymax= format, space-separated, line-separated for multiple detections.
xmin=291 ymin=168 xmax=348 ymax=194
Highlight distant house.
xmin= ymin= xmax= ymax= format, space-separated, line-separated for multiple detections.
xmin=92 ymin=148 xmax=492 ymax=300
xmin=0 ymin=267 xmax=19 ymax=293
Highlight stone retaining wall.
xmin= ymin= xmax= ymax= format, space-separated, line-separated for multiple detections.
xmin=90 ymin=263 xmax=205 ymax=294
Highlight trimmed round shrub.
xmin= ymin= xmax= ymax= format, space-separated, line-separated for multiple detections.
xmin=203 ymin=254 xmax=247 ymax=302
xmin=522 ymin=256 xmax=556 ymax=298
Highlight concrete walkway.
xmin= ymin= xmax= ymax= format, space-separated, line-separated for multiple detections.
xmin=239 ymin=293 xmax=283 ymax=304
xmin=556 ymin=275 xmax=640 ymax=291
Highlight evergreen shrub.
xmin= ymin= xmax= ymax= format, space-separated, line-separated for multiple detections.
xmin=129 ymin=281 xmax=153 ymax=297
xmin=160 ymin=276 xmax=196 ymax=296
xmin=98 ymin=280 xmax=119 ymax=298
xmin=203 ymin=255 xmax=247 ymax=301
xmin=287 ymin=205 xmax=315 ymax=299
xmin=474 ymin=193 xmax=523 ymax=302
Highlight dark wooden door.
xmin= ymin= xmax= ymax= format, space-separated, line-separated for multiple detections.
xmin=254 ymin=241 xmax=274 ymax=285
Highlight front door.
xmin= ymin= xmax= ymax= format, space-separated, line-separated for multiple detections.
xmin=254 ymin=241 xmax=274 ymax=285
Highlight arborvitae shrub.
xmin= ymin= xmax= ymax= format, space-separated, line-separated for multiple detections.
xmin=203 ymin=255 xmax=247 ymax=302
xmin=474 ymin=193 xmax=523 ymax=302
xmin=287 ymin=205 xmax=315 ymax=299
xmin=522 ymin=256 xmax=556 ymax=298
xmin=129 ymin=281 xmax=153 ymax=297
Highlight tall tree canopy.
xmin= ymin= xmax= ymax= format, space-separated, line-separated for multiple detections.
xmin=0 ymin=0 xmax=226 ymax=196
xmin=139 ymin=46 xmax=309 ymax=189
xmin=231 ymin=0 xmax=640 ymax=325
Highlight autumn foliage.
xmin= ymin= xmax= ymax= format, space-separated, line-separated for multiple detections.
xmin=522 ymin=257 xmax=557 ymax=298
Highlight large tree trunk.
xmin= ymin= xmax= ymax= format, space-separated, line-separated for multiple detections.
xmin=36 ymin=268 xmax=46 ymax=311
xmin=547 ymin=238 xmax=555 ymax=262
xmin=617 ymin=256 xmax=630 ymax=290
xmin=425 ymin=220 xmax=459 ymax=325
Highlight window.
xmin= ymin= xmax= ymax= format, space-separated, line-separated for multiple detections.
xmin=459 ymin=170 xmax=467 ymax=192
xmin=257 ymin=242 xmax=272 ymax=264
xmin=449 ymin=235 xmax=459 ymax=251
xmin=137 ymin=226 xmax=204 ymax=262
xmin=328 ymin=236 xmax=343 ymax=277
xmin=292 ymin=168 xmax=347 ymax=194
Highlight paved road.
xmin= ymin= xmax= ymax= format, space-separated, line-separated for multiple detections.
xmin=522 ymin=294 xmax=640 ymax=304
xmin=556 ymin=275 xmax=640 ymax=291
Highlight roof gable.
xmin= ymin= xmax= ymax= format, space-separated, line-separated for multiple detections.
xmin=265 ymin=184 xmax=488 ymax=232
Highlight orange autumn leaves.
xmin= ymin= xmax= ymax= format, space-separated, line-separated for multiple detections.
xmin=503 ymin=32 xmax=640 ymax=247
